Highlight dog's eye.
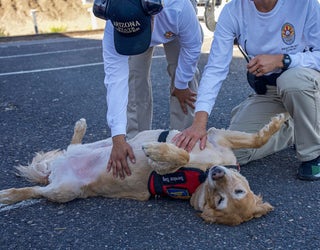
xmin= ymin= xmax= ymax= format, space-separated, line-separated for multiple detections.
xmin=235 ymin=189 xmax=244 ymax=194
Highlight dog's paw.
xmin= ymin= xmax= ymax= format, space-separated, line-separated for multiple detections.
xmin=142 ymin=142 xmax=179 ymax=162
xmin=272 ymin=112 xmax=289 ymax=124
xmin=75 ymin=118 xmax=87 ymax=134
xmin=258 ymin=112 xmax=289 ymax=139
xmin=0 ymin=189 xmax=15 ymax=205
xmin=71 ymin=118 xmax=87 ymax=144
xmin=142 ymin=142 xmax=189 ymax=165
xmin=142 ymin=143 xmax=160 ymax=159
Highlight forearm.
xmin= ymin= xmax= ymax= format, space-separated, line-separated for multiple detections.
xmin=193 ymin=111 xmax=208 ymax=129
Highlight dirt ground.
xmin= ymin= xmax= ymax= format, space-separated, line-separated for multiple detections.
xmin=0 ymin=0 xmax=106 ymax=36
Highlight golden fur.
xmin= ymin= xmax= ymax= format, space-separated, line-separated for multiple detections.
xmin=0 ymin=113 xmax=288 ymax=225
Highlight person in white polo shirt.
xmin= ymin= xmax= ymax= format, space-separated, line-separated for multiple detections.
xmin=95 ymin=0 xmax=202 ymax=179
xmin=174 ymin=0 xmax=320 ymax=181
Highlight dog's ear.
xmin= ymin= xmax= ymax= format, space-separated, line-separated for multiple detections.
xmin=252 ymin=194 xmax=274 ymax=218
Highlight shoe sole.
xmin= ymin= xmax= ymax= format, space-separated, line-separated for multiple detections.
xmin=297 ymin=174 xmax=320 ymax=181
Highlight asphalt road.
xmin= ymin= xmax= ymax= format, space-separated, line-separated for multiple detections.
xmin=0 ymin=24 xmax=319 ymax=250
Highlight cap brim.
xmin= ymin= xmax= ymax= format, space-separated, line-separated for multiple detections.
xmin=113 ymin=21 xmax=152 ymax=56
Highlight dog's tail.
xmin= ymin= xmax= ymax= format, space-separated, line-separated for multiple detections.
xmin=15 ymin=149 xmax=63 ymax=185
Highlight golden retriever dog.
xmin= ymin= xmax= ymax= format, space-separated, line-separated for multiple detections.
xmin=0 ymin=113 xmax=288 ymax=226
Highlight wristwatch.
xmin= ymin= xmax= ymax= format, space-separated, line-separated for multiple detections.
xmin=282 ymin=54 xmax=291 ymax=70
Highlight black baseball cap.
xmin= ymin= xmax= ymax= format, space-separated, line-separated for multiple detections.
xmin=106 ymin=0 xmax=152 ymax=55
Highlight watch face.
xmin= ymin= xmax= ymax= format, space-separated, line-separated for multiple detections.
xmin=283 ymin=54 xmax=291 ymax=69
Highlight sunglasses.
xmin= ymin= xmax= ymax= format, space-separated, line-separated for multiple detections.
xmin=93 ymin=0 xmax=164 ymax=20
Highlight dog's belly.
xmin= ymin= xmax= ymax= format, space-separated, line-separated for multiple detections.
xmin=47 ymin=145 xmax=153 ymax=200
xmin=81 ymin=149 xmax=153 ymax=200
xmin=189 ymin=142 xmax=237 ymax=166
xmin=49 ymin=146 xmax=109 ymax=186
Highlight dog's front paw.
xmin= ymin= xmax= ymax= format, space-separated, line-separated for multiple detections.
xmin=272 ymin=112 xmax=289 ymax=124
xmin=142 ymin=143 xmax=161 ymax=160
xmin=258 ymin=112 xmax=289 ymax=140
xmin=142 ymin=142 xmax=189 ymax=170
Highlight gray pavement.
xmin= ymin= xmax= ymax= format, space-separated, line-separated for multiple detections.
xmin=0 ymin=24 xmax=319 ymax=250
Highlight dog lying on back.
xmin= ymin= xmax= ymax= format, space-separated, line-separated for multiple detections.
xmin=0 ymin=113 xmax=288 ymax=225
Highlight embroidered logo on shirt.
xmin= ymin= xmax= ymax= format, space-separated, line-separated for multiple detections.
xmin=164 ymin=31 xmax=176 ymax=39
xmin=281 ymin=23 xmax=295 ymax=45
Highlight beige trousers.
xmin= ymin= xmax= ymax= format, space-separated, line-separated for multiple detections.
xmin=126 ymin=38 xmax=200 ymax=139
xmin=229 ymin=67 xmax=320 ymax=164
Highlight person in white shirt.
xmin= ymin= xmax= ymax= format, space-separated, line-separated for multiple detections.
xmin=174 ymin=0 xmax=320 ymax=181
xmin=100 ymin=0 xmax=202 ymax=179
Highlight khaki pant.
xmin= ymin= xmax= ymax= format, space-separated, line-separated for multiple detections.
xmin=127 ymin=38 xmax=200 ymax=139
xmin=229 ymin=67 xmax=320 ymax=164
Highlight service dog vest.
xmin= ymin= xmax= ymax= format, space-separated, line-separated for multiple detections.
xmin=148 ymin=167 xmax=207 ymax=199
xmin=148 ymin=130 xmax=207 ymax=199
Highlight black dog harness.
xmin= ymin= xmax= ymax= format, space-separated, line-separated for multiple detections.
xmin=157 ymin=130 xmax=170 ymax=143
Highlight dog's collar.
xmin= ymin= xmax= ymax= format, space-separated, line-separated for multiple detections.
xmin=157 ymin=130 xmax=170 ymax=142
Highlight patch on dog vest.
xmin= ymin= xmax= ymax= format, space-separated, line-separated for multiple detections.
xmin=148 ymin=167 xmax=207 ymax=199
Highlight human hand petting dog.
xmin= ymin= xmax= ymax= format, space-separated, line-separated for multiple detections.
xmin=173 ymin=111 xmax=208 ymax=152
xmin=171 ymin=87 xmax=196 ymax=114
xmin=107 ymin=135 xmax=135 ymax=179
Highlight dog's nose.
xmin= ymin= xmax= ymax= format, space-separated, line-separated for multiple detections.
xmin=210 ymin=166 xmax=225 ymax=180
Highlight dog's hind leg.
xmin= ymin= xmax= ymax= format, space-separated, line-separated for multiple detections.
xmin=211 ymin=113 xmax=289 ymax=149
xmin=0 ymin=182 xmax=83 ymax=205
xmin=70 ymin=118 xmax=87 ymax=145
xmin=0 ymin=186 xmax=45 ymax=204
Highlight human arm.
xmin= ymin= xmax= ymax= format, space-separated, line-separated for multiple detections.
xmin=102 ymin=22 xmax=136 ymax=178
xmin=103 ymin=21 xmax=129 ymax=137
xmin=173 ymin=0 xmax=202 ymax=91
xmin=174 ymin=4 xmax=236 ymax=151
xmin=287 ymin=0 xmax=320 ymax=71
